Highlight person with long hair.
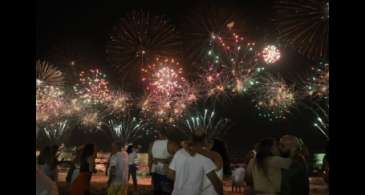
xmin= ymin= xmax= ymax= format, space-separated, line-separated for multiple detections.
xmin=69 ymin=143 xmax=97 ymax=195
xmin=246 ymin=138 xmax=291 ymax=195
xmin=210 ymin=138 xmax=231 ymax=177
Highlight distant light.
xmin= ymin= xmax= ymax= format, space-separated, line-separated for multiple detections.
xmin=36 ymin=79 xmax=43 ymax=86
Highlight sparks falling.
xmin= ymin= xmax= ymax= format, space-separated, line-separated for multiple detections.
xmin=141 ymin=57 xmax=197 ymax=123
xmin=305 ymin=62 xmax=329 ymax=99
xmin=253 ymin=75 xmax=296 ymax=121
xmin=182 ymin=109 xmax=231 ymax=140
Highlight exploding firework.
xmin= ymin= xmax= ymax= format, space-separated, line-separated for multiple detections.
xmin=81 ymin=112 xmax=102 ymax=129
xmin=106 ymin=10 xmax=179 ymax=81
xmin=140 ymin=89 xmax=196 ymax=124
xmin=182 ymin=108 xmax=230 ymax=140
xmin=262 ymin=45 xmax=281 ymax=64
xmin=36 ymin=60 xmax=64 ymax=87
xmin=140 ymin=57 xmax=196 ymax=123
xmin=198 ymin=65 xmax=231 ymax=100
xmin=73 ymin=69 xmax=112 ymax=105
xmin=253 ymin=75 xmax=296 ymax=121
xmin=273 ymin=0 xmax=329 ymax=60
xmin=107 ymin=115 xmax=147 ymax=144
xmin=36 ymin=84 xmax=65 ymax=123
xmin=310 ymin=103 xmax=329 ymax=140
xmin=39 ymin=119 xmax=69 ymax=145
xmin=180 ymin=3 xmax=246 ymax=64
xmin=105 ymin=90 xmax=130 ymax=114
xmin=199 ymin=30 xmax=265 ymax=100
xmin=142 ymin=58 xmax=186 ymax=95
xmin=305 ymin=62 xmax=329 ymax=99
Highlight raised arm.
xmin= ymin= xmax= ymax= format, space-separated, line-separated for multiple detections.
xmin=198 ymin=150 xmax=223 ymax=171
xmin=267 ymin=156 xmax=292 ymax=169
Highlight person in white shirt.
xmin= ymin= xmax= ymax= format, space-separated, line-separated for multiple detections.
xmin=168 ymin=133 xmax=223 ymax=195
xmin=148 ymin=130 xmax=179 ymax=195
xmin=231 ymin=165 xmax=246 ymax=192
xmin=107 ymin=142 xmax=129 ymax=195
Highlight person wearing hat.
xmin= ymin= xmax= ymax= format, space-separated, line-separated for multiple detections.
xmin=279 ymin=135 xmax=310 ymax=195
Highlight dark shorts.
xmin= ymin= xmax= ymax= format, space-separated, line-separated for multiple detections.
xmin=151 ymin=173 xmax=173 ymax=193
xmin=129 ymin=164 xmax=137 ymax=173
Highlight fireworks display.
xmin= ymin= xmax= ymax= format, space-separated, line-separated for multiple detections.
xmin=305 ymin=62 xmax=329 ymax=99
xmin=39 ymin=120 xmax=69 ymax=144
xmin=81 ymin=112 xmax=102 ymax=129
xmin=253 ymin=75 xmax=296 ymax=121
xmin=181 ymin=3 xmax=245 ymax=64
xmin=182 ymin=109 xmax=230 ymax=140
xmin=36 ymin=3 xmax=330 ymax=146
xmin=262 ymin=45 xmax=281 ymax=64
xmin=107 ymin=115 xmax=147 ymax=144
xmin=106 ymin=91 xmax=130 ymax=114
xmin=141 ymin=57 xmax=197 ymax=123
xmin=142 ymin=58 xmax=186 ymax=95
xmin=73 ymin=69 xmax=112 ymax=105
xmin=36 ymin=84 xmax=65 ymax=123
xmin=199 ymin=29 xmax=265 ymax=100
xmin=106 ymin=10 xmax=179 ymax=80
xmin=199 ymin=65 xmax=231 ymax=99
xmin=311 ymin=103 xmax=329 ymax=140
xmin=36 ymin=60 xmax=64 ymax=87
xmin=273 ymin=0 xmax=329 ymax=60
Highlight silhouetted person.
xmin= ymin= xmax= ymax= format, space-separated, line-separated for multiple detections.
xmin=69 ymin=143 xmax=97 ymax=195
xmin=279 ymin=135 xmax=310 ymax=195
xmin=127 ymin=144 xmax=138 ymax=191
xmin=210 ymin=138 xmax=231 ymax=177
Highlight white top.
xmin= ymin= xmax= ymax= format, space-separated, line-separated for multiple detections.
xmin=108 ymin=151 xmax=129 ymax=185
xmin=151 ymin=139 xmax=171 ymax=174
xmin=201 ymin=168 xmax=223 ymax=195
xmin=247 ymin=156 xmax=291 ymax=193
xmin=169 ymin=149 xmax=217 ymax=195
xmin=36 ymin=167 xmax=59 ymax=195
xmin=128 ymin=151 xmax=138 ymax=165
xmin=232 ymin=167 xmax=246 ymax=184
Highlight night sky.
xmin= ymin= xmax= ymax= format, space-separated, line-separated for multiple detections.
xmin=37 ymin=0 xmax=328 ymax=156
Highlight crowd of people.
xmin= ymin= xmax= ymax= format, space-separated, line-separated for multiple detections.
xmin=36 ymin=130 xmax=315 ymax=195
xmin=148 ymin=130 xmax=311 ymax=195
